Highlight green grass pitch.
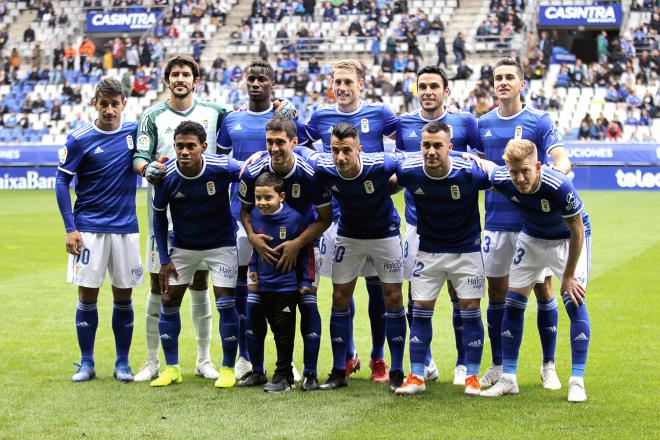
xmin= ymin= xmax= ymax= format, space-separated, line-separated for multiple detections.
xmin=1 ymin=190 xmax=659 ymax=439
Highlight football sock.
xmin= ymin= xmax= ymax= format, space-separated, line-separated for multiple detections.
xmin=112 ymin=300 xmax=134 ymax=366
xmin=189 ymin=289 xmax=212 ymax=362
xmin=216 ymin=296 xmax=239 ymax=368
xmin=487 ymin=300 xmax=506 ymax=366
xmin=145 ymin=293 xmax=161 ymax=362
xmin=563 ymin=295 xmax=590 ymax=378
xmin=246 ymin=293 xmax=266 ymax=374
xmin=235 ymin=275 xmax=250 ymax=360
xmin=452 ymin=300 xmax=465 ymax=367
xmin=405 ymin=291 xmax=413 ymax=327
xmin=410 ymin=306 xmax=433 ymax=377
xmin=366 ymin=276 xmax=386 ymax=360
xmin=386 ymin=307 xmax=407 ymax=373
xmin=460 ymin=306 xmax=484 ymax=377
xmin=501 ymin=292 xmax=528 ymax=375
xmin=537 ymin=297 xmax=558 ymax=364
xmin=330 ymin=308 xmax=351 ymax=370
xmin=76 ymin=300 xmax=98 ymax=365
xmin=345 ymin=299 xmax=356 ymax=360
xmin=159 ymin=305 xmax=181 ymax=366
xmin=298 ymin=293 xmax=321 ymax=376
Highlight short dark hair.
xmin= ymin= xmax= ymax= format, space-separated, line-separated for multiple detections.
xmin=165 ymin=55 xmax=200 ymax=80
xmin=331 ymin=122 xmax=360 ymax=144
xmin=494 ymin=57 xmax=524 ymax=80
xmin=94 ymin=77 xmax=124 ymax=100
xmin=416 ymin=65 xmax=448 ymax=88
xmin=422 ymin=121 xmax=451 ymax=136
xmin=266 ymin=115 xmax=297 ymax=140
xmin=174 ymin=120 xmax=206 ymax=144
xmin=254 ymin=172 xmax=284 ymax=193
xmin=245 ymin=59 xmax=274 ymax=80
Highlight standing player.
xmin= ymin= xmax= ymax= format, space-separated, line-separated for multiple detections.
xmin=217 ymin=60 xmax=305 ymax=379
xmin=476 ymin=57 xmax=572 ymax=390
xmin=396 ymin=65 xmax=481 ymax=385
xmin=56 ymin=77 xmax=142 ymax=382
xmin=149 ymin=121 xmax=242 ymax=388
xmin=394 ymin=121 xmax=489 ymax=397
xmin=480 ymin=139 xmax=591 ymax=402
xmin=299 ymin=123 xmax=408 ymax=393
xmin=247 ymin=172 xmax=316 ymax=392
xmin=303 ymin=59 xmax=399 ymax=382
xmin=238 ymin=116 xmax=332 ymax=391
xmin=133 ymin=55 xmax=230 ymax=382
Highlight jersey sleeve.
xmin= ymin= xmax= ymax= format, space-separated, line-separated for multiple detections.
xmin=309 ymin=172 xmax=332 ymax=207
xmin=304 ymin=112 xmax=321 ymax=142
xmin=294 ymin=146 xmax=320 ymax=166
xmin=382 ymin=104 xmax=398 ymax=137
xmin=57 ymin=135 xmax=84 ymax=175
xmin=238 ymin=167 xmax=255 ymax=205
xmin=471 ymin=161 xmax=492 ymax=190
xmin=473 ymin=118 xmax=485 ymax=155
xmin=295 ymin=119 xmax=309 ymax=145
xmin=227 ymin=157 xmax=242 ymax=182
xmin=386 ymin=152 xmax=407 ymax=174
xmin=134 ymin=111 xmax=158 ymax=163
xmin=465 ymin=114 xmax=482 ymax=153
xmin=152 ymin=185 xmax=170 ymax=264
xmin=395 ymin=120 xmax=405 ymax=152
xmin=216 ymin=114 xmax=232 ymax=150
xmin=536 ymin=113 xmax=563 ymax=155
xmin=152 ymin=182 xmax=168 ymax=212
xmin=558 ymin=181 xmax=584 ymax=218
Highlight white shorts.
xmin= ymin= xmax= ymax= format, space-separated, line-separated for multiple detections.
xmin=331 ymin=235 xmax=403 ymax=284
xmin=403 ymin=223 xmax=420 ymax=280
xmin=508 ymin=233 xmax=591 ymax=290
xmin=67 ymin=232 xmax=143 ymax=289
xmin=483 ymin=230 xmax=549 ymax=282
xmin=236 ymin=221 xmax=253 ymax=267
xmin=410 ymin=250 xmax=486 ymax=301
xmin=169 ymin=246 xmax=239 ymax=288
xmin=318 ymin=222 xmax=377 ymax=279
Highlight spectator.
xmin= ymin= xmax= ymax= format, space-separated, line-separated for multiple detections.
xmin=404 ymin=54 xmax=419 ymax=73
xmin=371 ymin=32 xmax=381 ymax=65
xmin=625 ymin=109 xmax=639 ymax=126
xmin=436 ymin=34 xmax=447 ymax=67
xmin=0 ymin=26 xmax=8 ymax=51
xmin=276 ymin=25 xmax=289 ymax=43
xmin=79 ymin=38 xmax=96 ymax=68
xmin=480 ymin=64 xmax=493 ymax=81
xmin=64 ymin=44 xmax=76 ymax=71
xmin=597 ymin=31 xmax=609 ymax=64
xmin=258 ymin=37 xmax=269 ymax=61
xmin=132 ymin=70 xmax=149 ymax=97
xmin=125 ymin=39 xmax=140 ymax=71
xmin=604 ymin=85 xmax=620 ymax=102
xmin=51 ymin=99 xmax=62 ymax=121
xmin=69 ymin=113 xmax=86 ymax=130
xmin=24 ymin=25 xmax=35 ymax=43
xmin=578 ymin=114 xmax=598 ymax=140
xmin=393 ymin=53 xmax=406 ymax=72
xmin=381 ymin=53 xmax=393 ymax=73
xmin=454 ymin=60 xmax=473 ymax=80
xmin=453 ymin=32 xmax=465 ymax=65
xmin=50 ymin=64 xmax=64 ymax=84
xmin=526 ymin=30 xmax=538 ymax=62
xmin=308 ymin=56 xmax=320 ymax=75
xmin=554 ymin=64 xmax=571 ymax=88
xmin=32 ymin=93 xmax=47 ymax=114
xmin=348 ymin=17 xmax=363 ymax=36
xmin=639 ymin=109 xmax=651 ymax=126
xmin=531 ymin=89 xmax=547 ymax=111
xmin=10 ymin=48 xmax=21 ymax=69
xmin=538 ymin=30 xmax=553 ymax=67
xmin=547 ymin=91 xmax=561 ymax=111
xmin=191 ymin=24 xmax=206 ymax=48
xmin=606 ymin=115 xmax=623 ymax=140
xmin=121 ymin=71 xmax=132 ymax=97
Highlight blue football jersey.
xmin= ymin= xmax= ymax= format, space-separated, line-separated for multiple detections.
xmin=478 ymin=105 xmax=563 ymax=232
xmin=397 ymin=154 xmax=491 ymax=253
xmin=304 ymin=101 xmax=398 ymax=153
xmin=239 ymin=152 xmax=332 ymax=227
xmin=153 ymin=154 xmax=241 ymax=261
xmin=305 ymin=151 xmax=405 ymax=239
xmin=57 ymin=120 xmax=139 ymax=234
xmin=217 ymin=104 xmax=308 ymax=219
xmin=396 ymin=109 xmax=481 ymax=226
xmin=489 ymin=165 xmax=591 ymax=240
xmin=248 ymin=203 xmax=314 ymax=292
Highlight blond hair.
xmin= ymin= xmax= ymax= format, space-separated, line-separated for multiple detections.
xmin=503 ymin=139 xmax=537 ymax=163
xmin=332 ymin=59 xmax=365 ymax=80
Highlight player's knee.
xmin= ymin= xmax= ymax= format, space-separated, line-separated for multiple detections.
xmin=111 ymin=287 xmax=132 ymax=302
xmin=458 ymin=298 xmax=480 ymax=309
xmin=381 ymin=284 xmax=403 ymax=309
xmin=487 ymin=276 xmax=508 ymax=301
xmin=331 ymin=288 xmax=352 ymax=309
xmin=78 ymin=286 xmax=100 ymax=303
xmin=190 ymin=270 xmax=209 ymax=290
xmin=149 ymin=273 xmax=161 ymax=296
xmin=533 ymin=278 xmax=554 ymax=301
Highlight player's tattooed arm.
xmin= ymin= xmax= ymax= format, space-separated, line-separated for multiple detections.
xmin=549 ymin=146 xmax=571 ymax=174
xmin=561 ymin=213 xmax=586 ymax=306
xmin=240 ymin=204 xmax=279 ymax=265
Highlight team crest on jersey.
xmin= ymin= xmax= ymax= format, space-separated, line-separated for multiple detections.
xmin=514 ymin=126 xmax=523 ymax=140
xmin=279 ymin=226 xmax=286 ymax=239
xmin=126 ymin=135 xmax=134 ymax=150
xmin=239 ymin=180 xmax=248 ymax=197
xmin=207 ymin=181 xmax=216 ymax=196
xmin=137 ymin=134 xmax=150 ymax=151
xmin=450 ymin=185 xmax=461 ymax=200
xmin=447 ymin=124 xmax=454 ymax=139
xmin=364 ymin=180 xmax=374 ymax=194
xmin=201 ymin=119 xmax=209 ymax=130
xmin=58 ymin=147 xmax=67 ymax=164
xmin=291 ymin=183 xmax=301 ymax=198
xmin=360 ymin=118 xmax=370 ymax=133
xmin=541 ymin=199 xmax=550 ymax=212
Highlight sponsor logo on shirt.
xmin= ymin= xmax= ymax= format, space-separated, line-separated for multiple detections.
xmin=408 ymin=130 xmax=417 ymax=138
xmin=137 ymin=134 xmax=150 ymax=150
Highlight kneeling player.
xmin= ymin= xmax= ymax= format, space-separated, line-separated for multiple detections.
xmin=247 ymin=173 xmax=315 ymax=392
xmin=56 ymin=77 xmax=142 ymax=382
xmin=150 ymin=121 xmax=242 ymax=388
xmin=480 ymin=139 xmax=591 ymax=402
xmin=393 ymin=121 xmax=488 ymax=396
